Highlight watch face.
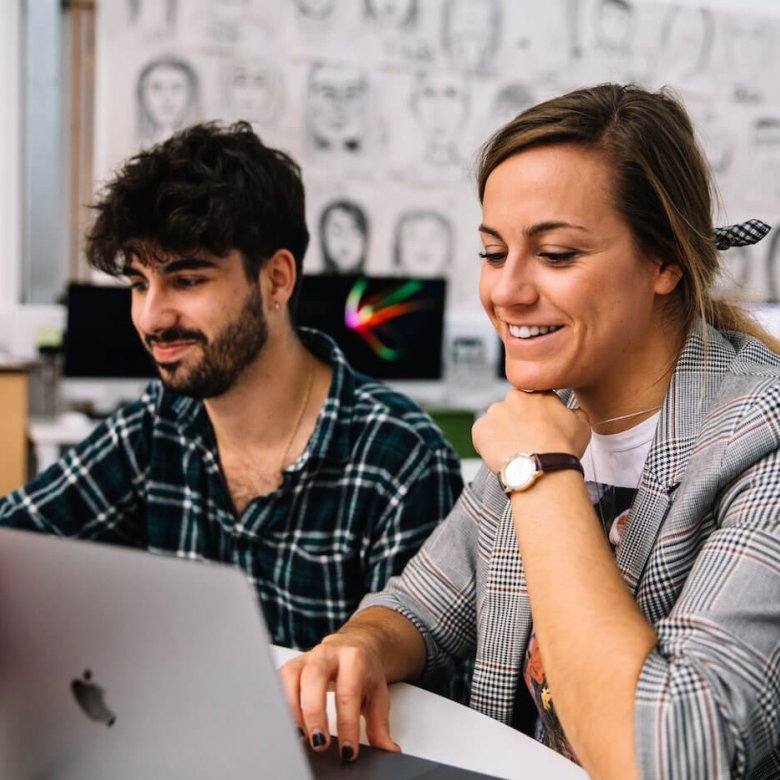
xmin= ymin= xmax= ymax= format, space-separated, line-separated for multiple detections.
xmin=504 ymin=454 xmax=537 ymax=489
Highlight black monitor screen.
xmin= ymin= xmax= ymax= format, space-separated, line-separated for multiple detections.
xmin=296 ymin=274 xmax=446 ymax=380
xmin=63 ymin=283 xmax=156 ymax=379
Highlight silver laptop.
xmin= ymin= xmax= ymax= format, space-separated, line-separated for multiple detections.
xmin=0 ymin=528 xmax=500 ymax=779
xmin=0 ymin=527 xmax=314 ymax=779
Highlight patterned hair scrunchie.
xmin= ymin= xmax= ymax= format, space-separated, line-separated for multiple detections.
xmin=714 ymin=219 xmax=771 ymax=250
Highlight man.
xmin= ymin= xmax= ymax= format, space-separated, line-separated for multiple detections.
xmin=0 ymin=121 xmax=463 ymax=651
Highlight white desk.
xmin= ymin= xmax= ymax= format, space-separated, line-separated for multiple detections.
xmin=272 ymin=645 xmax=587 ymax=780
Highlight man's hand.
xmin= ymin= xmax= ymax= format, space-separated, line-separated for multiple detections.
xmin=278 ymin=630 xmax=401 ymax=762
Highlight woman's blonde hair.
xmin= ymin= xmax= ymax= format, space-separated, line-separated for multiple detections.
xmin=477 ymin=83 xmax=779 ymax=352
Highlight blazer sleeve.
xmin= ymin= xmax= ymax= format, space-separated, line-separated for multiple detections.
xmin=634 ymin=390 xmax=780 ymax=779
xmin=357 ymin=465 xmax=495 ymax=690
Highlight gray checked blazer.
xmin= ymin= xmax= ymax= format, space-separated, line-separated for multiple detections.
xmin=362 ymin=321 xmax=780 ymax=779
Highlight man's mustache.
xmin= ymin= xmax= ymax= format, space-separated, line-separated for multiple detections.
xmin=144 ymin=328 xmax=206 ymax=350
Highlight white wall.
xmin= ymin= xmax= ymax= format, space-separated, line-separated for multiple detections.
xmin=2 ymin=0 xmax=780 ymax=362
xmin=654 ymin=0 xmax=780 ymax=12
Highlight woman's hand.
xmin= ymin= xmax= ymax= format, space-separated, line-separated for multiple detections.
xmin=278 ymin=632 xmax=399 ymax=761
xmin=279 ymin=606 xmax=425 ymax=761
xmin=472 ymin=390 xmax=591 ymax=474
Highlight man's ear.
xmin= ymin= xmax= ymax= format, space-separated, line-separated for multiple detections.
xmin=653 ymin=259 xmax=684 ymax=296
xmin=262 ymin=249 xmax=297 ymax=309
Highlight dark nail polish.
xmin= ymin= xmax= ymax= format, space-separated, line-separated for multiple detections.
xmin=341 ymin=745 xmax=354 ymax=762
xmin=312 ymin=731 xmax=326 ymax=748
xmin=297 ymin=726 xmax=305 ymax=739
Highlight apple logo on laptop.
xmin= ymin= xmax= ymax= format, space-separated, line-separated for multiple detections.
xmin=70 ymin=669 xmax=117 ymax=727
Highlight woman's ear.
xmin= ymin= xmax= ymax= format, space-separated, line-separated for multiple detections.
xmin=653 ymin=260 xmax=684 ymax=295
xmin=263 ymin=249 xmax=297 ymax=308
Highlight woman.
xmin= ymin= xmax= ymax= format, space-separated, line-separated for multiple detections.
xmin=280 ymin=84 xmax=780 ymax=778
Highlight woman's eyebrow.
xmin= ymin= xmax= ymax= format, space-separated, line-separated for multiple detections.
xmin=479 ymin=221 xmax=590 ymax=240
xmin=524 ymin=221 xmax=589 ymax=238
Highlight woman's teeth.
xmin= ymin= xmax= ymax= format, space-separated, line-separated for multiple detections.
xmin=508 ymin=324 xmax=561 ymax=339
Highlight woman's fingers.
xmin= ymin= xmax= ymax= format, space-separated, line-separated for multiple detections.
xmin=278 ymin=639 xmax=396 ymax=761
xmin=363 ymin=679 xmax=400 ymax=753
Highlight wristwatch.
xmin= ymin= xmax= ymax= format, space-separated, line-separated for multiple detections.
xmin=498 ymin=452 xmax=583 ymax=494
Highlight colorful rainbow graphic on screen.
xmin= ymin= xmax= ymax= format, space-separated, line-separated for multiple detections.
xmin=344 ymin=279 xmax=431 ymax=361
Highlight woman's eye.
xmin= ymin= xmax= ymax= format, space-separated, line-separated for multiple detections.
xmin=478 ymin=250 xmax=506 ymax=264
xmin=539 ymin=251 xmax=577 ymax=264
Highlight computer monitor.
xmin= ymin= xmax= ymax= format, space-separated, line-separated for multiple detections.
xmin=63 ymin=283 xmax=156 ymax=380
xmin=296 ymin=274 xmax=446 ymax=380
xmin=62 ymin=275 xmax=446 ymax=401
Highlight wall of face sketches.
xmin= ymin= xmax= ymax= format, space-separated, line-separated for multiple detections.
xmin=95 ymin=0 xmax=780 ymax=317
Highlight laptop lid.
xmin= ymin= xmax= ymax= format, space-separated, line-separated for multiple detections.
xmin=0 ymin=528 xmax=313 ymax=779
xmin=0 ymin=529 xmax=505 ymax=780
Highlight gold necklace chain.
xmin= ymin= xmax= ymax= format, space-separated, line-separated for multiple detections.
xmin=279 ymin=354 xmax=315 ymax=475
xmin=591 ymin=405 xmax=662 ymax=427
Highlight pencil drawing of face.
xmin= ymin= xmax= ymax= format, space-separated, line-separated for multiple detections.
xmin=127 ymin=0 xmax=178 ymax=33
xmin=411 ymin=73 xmax=469 ymax=167
xmin=659 ymin=5 xmax=714 ymax=81
xmin=728 ymin=16 xmax=772 ymax=100
xmin=205 ymin=0 xmax=251 ymax=42
xmin=307 ymin=63 xmax=368 ymax=153
xmin=751 ymin=116 xmax=780 ymax=198
xmin=364 ymin=0 xmax=417 ymax=29
xmin=320 ymin=200 xmax=369 ymax=273
xmin=227 ymin=60 xmax=283 ymax=127
xmin=294 ymin=0 xmax=337 ymax=20
xmin=441 ymin=0 xmax=501 ymax=73
xmin=393 ymin=211 xmax=453 ymax=276
xmin=137 ymin=56 xmax=199 ymax=144
xmin=593 ymin=0 xmax=635 ymax=54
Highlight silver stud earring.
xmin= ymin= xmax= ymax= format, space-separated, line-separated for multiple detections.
xmin=273 ymin=301 xmax=280 ymax=312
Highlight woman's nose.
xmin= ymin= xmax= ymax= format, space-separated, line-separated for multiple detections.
xmin=490 ymin=255 xmax=540 ymax=308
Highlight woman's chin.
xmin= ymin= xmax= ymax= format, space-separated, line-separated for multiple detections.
xmin=504 ymin=368 xmax=557 ymax=392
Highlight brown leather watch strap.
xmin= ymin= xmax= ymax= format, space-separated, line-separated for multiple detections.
xmin=534 ymin=453 xmax=584 ymax=475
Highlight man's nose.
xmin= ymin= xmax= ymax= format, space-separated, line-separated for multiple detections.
xmin=132 ymin=285 xmax=178 ymax=336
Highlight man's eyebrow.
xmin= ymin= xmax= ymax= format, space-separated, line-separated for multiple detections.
xmin=121 ymin=258 xmax=219 ymax=277
xmin=160 ymin=258 xmax=219 ymax=274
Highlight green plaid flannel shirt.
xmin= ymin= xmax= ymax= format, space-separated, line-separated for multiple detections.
xmin=0 ymin=329 xmax=463 ymax=650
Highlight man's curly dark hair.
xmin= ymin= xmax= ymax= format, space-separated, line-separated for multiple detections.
xmin=86 ymin=121 xmax=310 ymax=310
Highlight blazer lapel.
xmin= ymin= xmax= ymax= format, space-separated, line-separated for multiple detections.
xmin=616 ymin=322 xmax=735 ymax=590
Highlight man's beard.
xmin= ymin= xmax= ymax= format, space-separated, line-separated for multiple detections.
xmin=145 ymin=284 xmax=268 ymax=399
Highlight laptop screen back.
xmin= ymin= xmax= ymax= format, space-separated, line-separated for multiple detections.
xmin=0 ymin=529 xmax=313 ymax=779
